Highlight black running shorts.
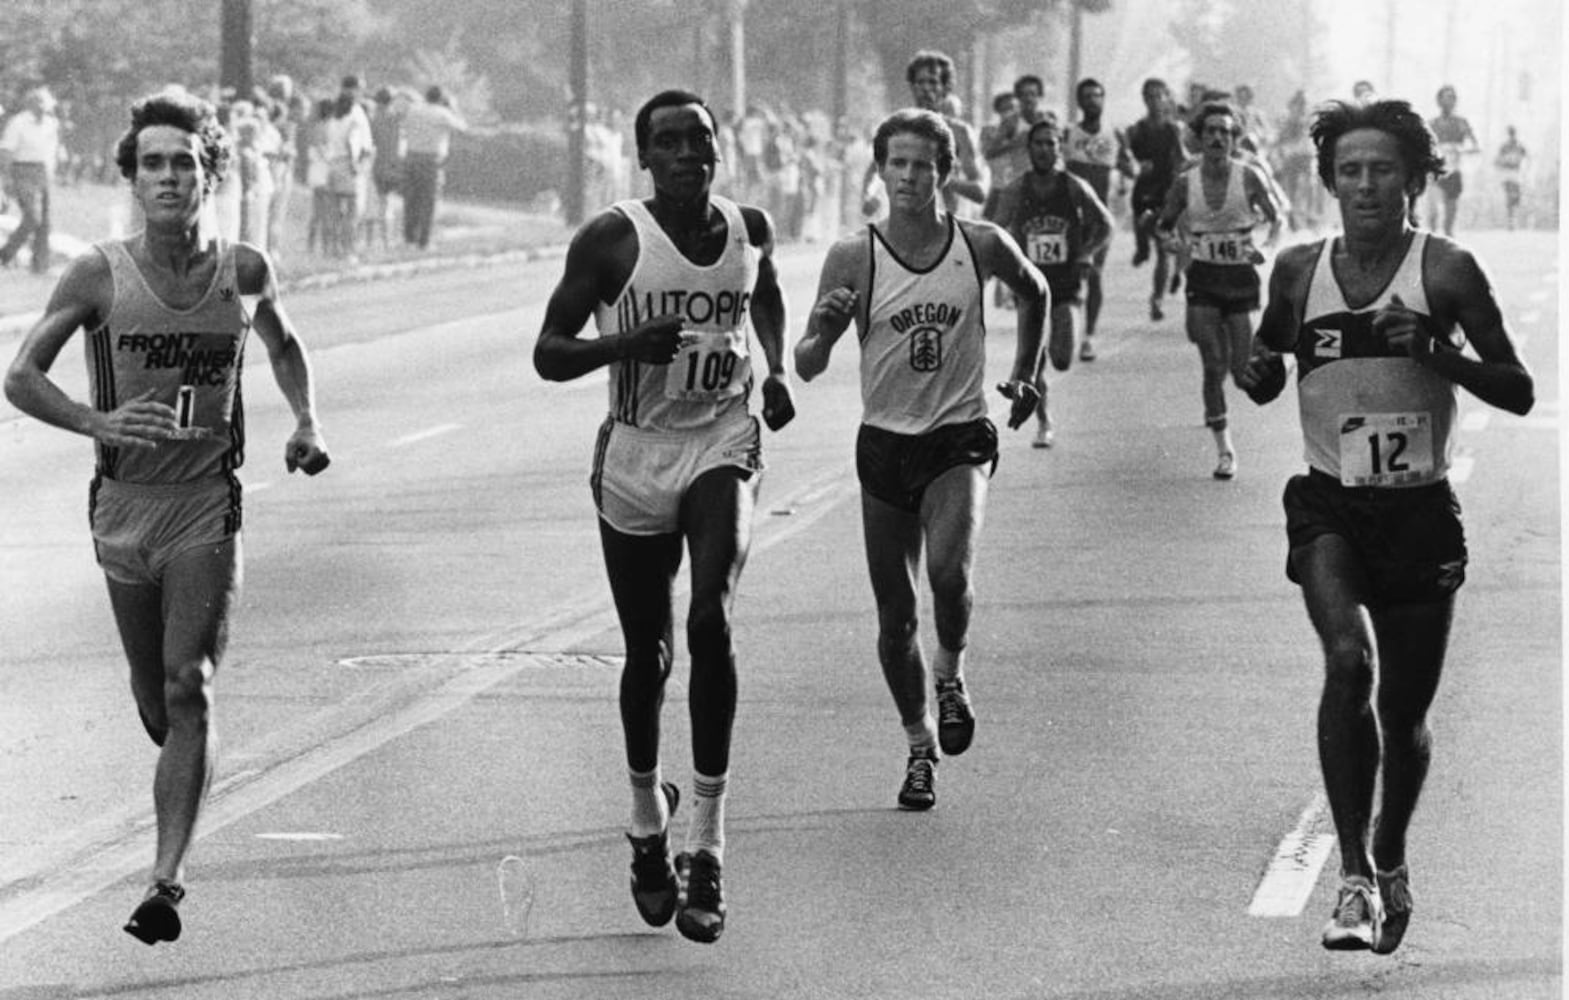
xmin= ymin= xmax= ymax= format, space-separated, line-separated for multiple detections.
xmin=1283 ymin=469 xmax=1468 ymax=607
xmin=856 ymin=418 xmax=999 ymax=514
xmin=1185 ymin=261 xmax=1261 ymax=313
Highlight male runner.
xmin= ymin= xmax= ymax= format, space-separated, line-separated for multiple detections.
xmin=993 ymin=119 xmax=1113 ymax=446
xmin=1126 ymin=78 xmax=1188 ymax=321
xmin=1062 ymin=77 xmax=1132 ymax=360
xmin=4 ymin=90 xmax=330 ymax=945
xmin=1237 ymin=98 xmax=1533 ymax=954
xmin=533 ymin=89 xmax=794 ymax=944
xmin=1493 ymin=125 xmax=1528 ymax=230
xmin=863 ymin=51 xmax=988 ymax=219
xmin=981 ymin=75 xmax=1051 ymax=211
xmin=1425 ymin=85 xmax=1479 ymax=236
xmin=1155 ymin=101 xmax=1281 ymax=479
xmin=795 ymin=108 xmax=1046 ymax=811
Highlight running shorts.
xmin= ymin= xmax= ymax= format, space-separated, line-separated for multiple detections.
xmin=90 ymin=473 xmax=243 ymax=586
xmin=592 ymin=412 xmax=764 ymax=535
xmin=1283 ymin=468 xmax=1468 ymax=607
xmin=1435 ymin=172 xmax=1463 ymax=199
xmin=1185 ymin=261 xmax=1261 ymax=313
xmin=856 ymin=418 xmax=998 ymax=514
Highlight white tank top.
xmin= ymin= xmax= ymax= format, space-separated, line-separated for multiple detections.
xmin=1184 ymin=164 xmax=1261 ymax=266
xmin=594 ymin=196 xmax=759 ymax=432
xmin=86 ymin=238 xmax=250 ymax=483
xmin=860 ymin=217 xmax=987 ymax=434
xmin=1294 ymin=232 xmax=1462 ymax=487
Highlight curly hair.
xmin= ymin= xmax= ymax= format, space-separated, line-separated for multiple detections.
xmin=1312 ymin=98 xmax=1445 ymax=194
xmin=906 ymin=50 xmax=955 ymax=91
xmin=114 ymin=90 xmax=231 ymax=187
xmin=1188 ymin=101 xmax=1241 ymax=139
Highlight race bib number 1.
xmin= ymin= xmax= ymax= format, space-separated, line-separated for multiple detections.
xmin=1338 ymin=412 xmax=1435 ymax=487
xmin=665 ymin=330 xmax=750 ymax=402
xmin=1026 ymin=232 xmax=1067 ymax=266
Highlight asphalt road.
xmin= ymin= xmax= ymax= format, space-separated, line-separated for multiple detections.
xmin=0 ymin=228 xmax=1559 ymax=999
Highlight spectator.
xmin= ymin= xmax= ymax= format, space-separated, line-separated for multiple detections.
xmin=265 ymin=75 xmax=302 ymax=260
xmin=365 ymin=86 xmax=404 ymax=248
xmin=1 ymin=86 xmax=62 ymax=272
xmin=400 ymin=85 xmax=466 ymax=249
xmin=323 ymin=75 xmax=373 ymax=257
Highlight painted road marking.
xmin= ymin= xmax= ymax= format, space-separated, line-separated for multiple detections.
xmin=1248 ymin=791 xmax=1335 ymax=918
xmin=255 ymin=832 xmax=345 ymax=842
xmin=1450 ymin=453 xmax=1475 ymax=483
xmin=0 ymin=462 xmax=858 ymax=944
xmin=387 ymin=423 xmax=463 ymax=448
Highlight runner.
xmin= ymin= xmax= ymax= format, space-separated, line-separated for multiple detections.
xmin=1062 ymin=77 xmax=1132 ymax=361
xmin=993 ymin=119 xmax=1113 ymax=446
xmin=1237 ymin=97 xmax=1534 ymax=954
xmin=1493 ymin=125 xmax=1528 ymax=230
xmin=1154 ymin=101 xmax=1281 ymax=480
xmin=862 ymin=50 xmax=989 ymax=219
xmin=1425 ymin=85 xmax=1479 ymax=236
xmin=1126 ymin=78 xmax=1188 ymax=321
xmin=532 ymin=89 xmax=794 ymax=944
xmin=3 ymin=90 xmax=330 ymax=945
xmin=795 ymin=108 xmax=1047 ymax=810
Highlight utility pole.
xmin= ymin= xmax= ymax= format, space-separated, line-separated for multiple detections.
xmin=832 ymin=0 xmax=849 ymax=128
xmin=730 ymin=0 xmax=748 ymax=118
xmin=219 ymin=0 xmax=254 ymax=99
xmin=1067 ymin=0 xmax=1083 ymax=120
xmin=565 ymin=0 xmax=588 ymax=225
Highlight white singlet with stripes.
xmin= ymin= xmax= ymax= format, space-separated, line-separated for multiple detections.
xmin=593 ymin=196 xmax=759 ymax=433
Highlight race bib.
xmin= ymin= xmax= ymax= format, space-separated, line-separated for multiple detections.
xmin=1338 ymin=412 xmax=1435 ymax=487
xmin=1026 ymin=231 xmax=1068 ymax=266
xmin=1192 ymin=229 xmax=1255 ymax=264
xmin=664 ymin=330 xmax=750 ymax=402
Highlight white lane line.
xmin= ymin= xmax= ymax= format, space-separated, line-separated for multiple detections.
xmin=0 ymin=461 xmax=858 ymax=944
xmin=387 ymin=423 xmax=463 ymax=448
xmin=1248 ymin=791 xmax=1336 ymax=918
xmin=1517 ymin=310 xmax=1540 ymax=325
xmin=1461 ymin=410 xmax=1491 ymax=433
xmin=254 ymin=832 xmax=345 ymax=842
xmin=245 ymin=481 xmax=274 ymax=495
xmin=1450 ymin=454 xmax=1475 ymax=483
xmin=1527 ymin=289 xmax=1549 ymax=303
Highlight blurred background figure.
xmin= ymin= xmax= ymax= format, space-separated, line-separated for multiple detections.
xmin=1493 ymin=125 xmax=1529 ymax=230
xmin=1 ymin=86 xmax=62 ymax=272
xmin=401 ymin=85 xmax=467 ymax=250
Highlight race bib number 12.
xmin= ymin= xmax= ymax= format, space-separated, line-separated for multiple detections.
xmin=1338 ymin=411 xmax=1435 ymax=487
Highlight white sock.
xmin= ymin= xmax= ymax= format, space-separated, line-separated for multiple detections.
xmin=1213 ymin=427 xmax=1235 ymax=457
xmin=904 ymin=715 xmax=938 ymax=756
xmin=629 ymin=764 xmax=668 ymax=838
xmin=687 ymin=771 xmax=728 ymax=863
xmin=932 ymin=646 xmax=965 ymax=685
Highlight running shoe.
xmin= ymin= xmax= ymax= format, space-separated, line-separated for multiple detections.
xmin=935 ymin=679 xmax=975 ymax=755
xmin=1213 ymin=452 xmax=1236 ymax=480
xmin=1149 ymin=298 xmax=1164 ymax=321
xmin=1079 ymin=338 xmax=1097 ymax=362
xmin=1033 ymin=425 xmax=1055 ymax=449
xmin=1321 ymin=875 xmax=1383 ymax=951
xmin=674 ymin=850 xmax=726 ymax=943
xmin=897 ymin=750 xmax=938 ymax=810
xmin=1372 ymin=865 xmax=1413 ymax=955
xmin=626 ymin=782 xmax=681 ymax=926
xmin=124 ymin=880 xmax=185 ymax=945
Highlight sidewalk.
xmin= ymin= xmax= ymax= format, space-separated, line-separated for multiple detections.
xmin=0 ymin=184 xmax=576 ymax=342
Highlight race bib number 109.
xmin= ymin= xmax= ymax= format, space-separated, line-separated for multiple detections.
xmin=665 ymin=330 xmax=750 ymax=402
xmin=1338 ymin=411 xmax=1435 ymax=487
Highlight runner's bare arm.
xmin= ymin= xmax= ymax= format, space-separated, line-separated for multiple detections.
xmin=3 ymin=252 xmax=177 ymax=448
xmin=239 ymin=245 xmax=329 ymax=473
xmin=1383 ymin=244 xmax=1534 ymax=416
xmin=795 ymin=234 xmax=866 ymax=382
xmin=534 ymin=211 xmax=684 ymax=381
xmin=974 ymin=221 xmax=1048 ymax=428
xmin=743 ymin=206 xmax=795 ymax=430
